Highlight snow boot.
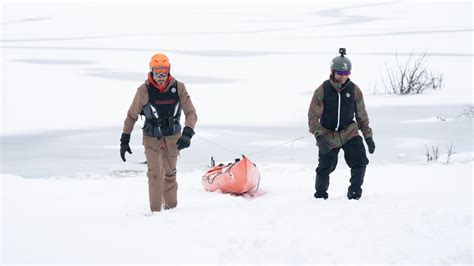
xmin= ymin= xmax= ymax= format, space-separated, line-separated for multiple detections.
xmin=315 ymin=173 xmax=330 ymax=192
xmin=347 ymin=190 xmax=361 ymax=200
xmin=314 ymin=191 xmax=328 ymax=199
xmin=347 ymin=168 xmax=365 ymax=200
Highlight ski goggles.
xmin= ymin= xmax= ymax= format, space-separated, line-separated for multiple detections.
xmin=336 ymin=70 xmax=351 ymax=76
xmin=153 ymin=72 xmax=168 ymax=78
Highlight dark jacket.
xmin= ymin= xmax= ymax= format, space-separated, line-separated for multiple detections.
xmin=308 ymin=77 xmax=372 ymax=148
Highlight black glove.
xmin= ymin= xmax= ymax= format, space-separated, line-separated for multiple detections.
xmin=120 ymin=133 xmax=132 ymax=162
xmin=316 ymin=135 xmax=332 ymax=155
xmin=365 ymin=137 xmax=375 ymax=154
xmin=176 ymin=126 xmax=195 ymax=150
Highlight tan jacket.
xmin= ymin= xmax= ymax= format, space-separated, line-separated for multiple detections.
xmin=123 ymin=78 xmax=197 ymax=136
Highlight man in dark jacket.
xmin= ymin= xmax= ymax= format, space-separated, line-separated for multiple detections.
xmin=308 ymin=48 xmax=375 ymax=200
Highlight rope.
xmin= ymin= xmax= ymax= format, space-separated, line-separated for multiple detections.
xmin=195 ymin=133 xmax=311 ymax=159
xmin=204 ymin=163 xmax=234 ymax=184
xmin=194 ymin=134 xmax=240 ymax=156
xmin=247 ymin=136 xmax=309 ymax=157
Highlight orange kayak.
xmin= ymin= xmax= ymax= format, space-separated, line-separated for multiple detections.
xmin=202 ymin=155 xmax=260 ymax=194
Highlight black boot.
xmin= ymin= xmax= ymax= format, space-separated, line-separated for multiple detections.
xmin=314 ymin=191 xmax=328 ymax=199
xmin=347 ymin=191 xmax=360 ymax=200
xmin=315 ymin=174 xmax=330 ymax=199
xmin=347 ymin=167 xmax=365 ymax=200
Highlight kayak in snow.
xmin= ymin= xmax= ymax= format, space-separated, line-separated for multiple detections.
xmin=202 ymin=155 xmax=260 ymax=194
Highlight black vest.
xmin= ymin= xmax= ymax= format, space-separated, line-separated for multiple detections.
xmin=320 ymin=80 xmax=356 ymax=131
xmin=142 ymin=80 xmax=182 ymax=138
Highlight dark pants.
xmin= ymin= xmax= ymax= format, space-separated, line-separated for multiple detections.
xmin=315 ymin=136 xmax=369 ymax=198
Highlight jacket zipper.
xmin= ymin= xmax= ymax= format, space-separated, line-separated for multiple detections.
xmin=335 ymin=91 xmax=341 ymax=131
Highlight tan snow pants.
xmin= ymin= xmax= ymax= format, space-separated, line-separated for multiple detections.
xmin=143 ymin=133 xmax=180 ymax=212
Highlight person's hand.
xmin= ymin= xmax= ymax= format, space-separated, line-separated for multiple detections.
xmin=176 ymin=135 xmax=191 ymax=150
xmin=365 ymin=137 xmax=375 ymax=154
xmin=120 ymin=133 xmax=132 ymax=162
xmin=316 ymin=135 xmax=332 ymax=155
xmin=176 ymin=126 xmax=195 ymax=150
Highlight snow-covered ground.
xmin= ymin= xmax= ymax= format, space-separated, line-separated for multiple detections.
xmin=3 ymin=162 xmax=472 ymax=264
xmin=1 ymin=1 xmax=473 ymax=264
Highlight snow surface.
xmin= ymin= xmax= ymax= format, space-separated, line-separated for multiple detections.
xmin=1 ymin=1 xmax=473 ymax=264
xmin=2 ymin=162 xmax=472 ymax=264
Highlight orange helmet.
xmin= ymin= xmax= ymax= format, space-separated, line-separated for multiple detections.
xmin=149 ymin=53 xmax=170 ymax=71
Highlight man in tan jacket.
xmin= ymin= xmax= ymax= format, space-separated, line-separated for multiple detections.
xmin=120 ymin=53 xmax=197 ymax=212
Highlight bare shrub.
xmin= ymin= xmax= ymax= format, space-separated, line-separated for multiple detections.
xmin=384 ymin=52 xmax=443 ymax=95
xmin=446 ymin=143 xmax=455 ymax=164
xmin=425 ymin=145 xmax=439 ymax=162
